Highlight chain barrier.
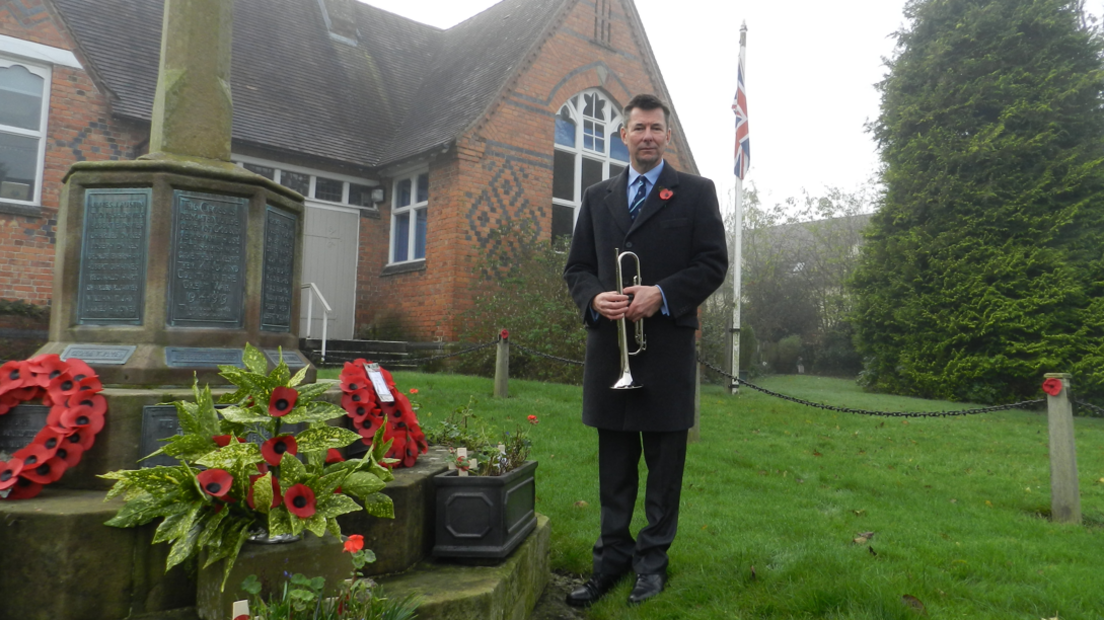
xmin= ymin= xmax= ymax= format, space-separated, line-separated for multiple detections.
xmin=698 ymin=356 xmax=1044 ymax=418
xmin=392 ymin=340 xmax=498 ymax=365
xmin=1072 ymin=399 xmax=1104 ymax=418
xmin=511 ymin=342 xmax=587 ymax=366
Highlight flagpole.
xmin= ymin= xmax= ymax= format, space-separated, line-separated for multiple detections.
xmin=729 ymin=22 xmax=748 ymax=395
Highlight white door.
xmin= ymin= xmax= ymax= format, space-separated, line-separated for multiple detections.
xmin=300 ymin=203 xmax=359 ymax=339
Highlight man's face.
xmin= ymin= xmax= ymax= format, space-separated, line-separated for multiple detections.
xmin=621 ymin=107 xmax=670 ymax=174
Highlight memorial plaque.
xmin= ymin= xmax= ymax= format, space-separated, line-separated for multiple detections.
xmin=165 ymin=347 xmax=245 ymax=368
xmin=263 ymin=349 xmax=307 ymax=369
xmin=61 ymin=344 xmax=137 ymax=366
xmin=139 ymin=405 xmax=182 ymax=468
xmin=168 ymin=191 xmax=247 ymax=327
xmin=261 ymin=207 xmax=297 ymax=332
xmin=0 ymin=405 xmax=48 ymax=455
xmin=77 ymin=188 xmax=151 ymax=325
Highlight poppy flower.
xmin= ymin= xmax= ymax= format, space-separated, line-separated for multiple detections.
xmin=659 ymin=188 xmax=673 ymax=200
xmin=528 ymin=415 xmax=539 ymax=425
xmin=246 ymin=473 xmax=281 ymax=509
xmin=347 ymin=401 xmax=376 ymax=421
xmin=76 ymin=375 xmax=103 ymax=393
xmin=284 ymin=483 xmax=316 ymax=518
xmin=409 ymin=388 xmax=419 ymax=395
xmin=65 ymin=429 xmax=96 ymax=451
xmin=197 ymin=468 xmax=234 ymax=498
xmin=70 ymin=393 xmax=108 ymax=416
xmin=325 ymin=449 xmax=345 ymax=464
xmin=32 ymin=427 xmax=65 ymax=458
xmin=500 ymin=328 xmax=509 ymax=340
xmin=7 ymin=477 xmax=42 ymax=500
xmin=1042 ymin=378 xmax=1064 ymax=397
xmin=343 ymin=534 xmax=364 ymax=553
xmin=341 ymin=390 xmax=374 ymax=412
xmin=0 ymin=459 xmax=23 ymax=491
xmin=27 ymin=354 xmax=66 ymax=383
xmin=60 ymin=406 xmax=105 ymax=435
xmin=54 ymin=442 xmax=85 ymax=468
xmin=13 ymin=443 xmax=52 ymax=469
xmin=46 ymin=372 xmax=80 ymax=404
xmin=339 ymin=373 xmax=367 ymax=394
xmin=268 ymin=387 xmax=298 ymax=417
xmin=0 ymin=360 xmax=32 ymax=392
xmin=65 ymin=358 xmax=95 ymax=383
xmin=261 ymin=435 xmax=298 ymax=467
xmin=256 ymin=461 xmax=270 ymax=474
xmin=21 ymin=456 xmax=67 ymax=485
xmin=212 ymin=434 xmax=240 ymax=448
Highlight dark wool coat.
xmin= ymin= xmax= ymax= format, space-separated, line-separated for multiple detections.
xmin=563 ymin=163 xmax=728 ymax=432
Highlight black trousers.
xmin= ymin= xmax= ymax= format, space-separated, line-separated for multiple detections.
xmin=593 ymin=428 xmax=688 ymax=576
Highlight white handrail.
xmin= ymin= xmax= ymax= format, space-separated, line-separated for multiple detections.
xmin=301 ymin=283 xmax=333 ymax=361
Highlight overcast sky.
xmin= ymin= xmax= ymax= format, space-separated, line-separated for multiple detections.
xmin=360 ymin=0 xmax=1100 ymax=215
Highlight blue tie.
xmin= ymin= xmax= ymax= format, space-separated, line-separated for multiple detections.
xmin=629 ymin=177 xmax=648 ymax=220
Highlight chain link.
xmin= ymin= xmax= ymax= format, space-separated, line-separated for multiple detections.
xmin=511 ymin=342 xmax=586 ymax=366
xmin=388 ymin=341 xmax=498 ymax=366
xmin=698 ymin=356 xmax=1044 ymax=418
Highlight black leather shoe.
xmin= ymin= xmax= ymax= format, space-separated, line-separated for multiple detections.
xmin=627 ymin=572 xmax=666 ymax=604
xmin=565 ymin=571 xmax=628 ymax=607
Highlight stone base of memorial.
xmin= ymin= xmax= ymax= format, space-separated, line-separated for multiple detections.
xmin=35 ymin=156 xmax=314 ymax=387
xmin=432 ymin=460 xmax=538 ymax=560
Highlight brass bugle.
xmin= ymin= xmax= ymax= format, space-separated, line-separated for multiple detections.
xmin=611 ymin=248 xmax=646 ymax=390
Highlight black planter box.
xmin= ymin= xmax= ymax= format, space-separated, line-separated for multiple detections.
xmin=432 ymin=460 xmax=538 ymax=559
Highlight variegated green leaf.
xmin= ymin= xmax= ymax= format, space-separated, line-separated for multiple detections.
xmin=157 ymin=433 xmax=216 ymax=461
xmin=154 ymin=502 xmax=201 ymax=544
xmin=318 ymin=494 xmax=360 ymax=519
xmin=369 ymin=461 xmax=395 ymax=484
xmin=104 ymin=493 xmax=163 ymax=528
xmin=218 ymin=406 xmax=271 ymax=424
xmin=315 ymin=469 xmax=347 ymax=497
xmin=326 ymin=515 xmax=343 ymax=539
xmin=196 ymin=506 xmax=229 ymax=548
xmin=174 ymin=400 xmax=202 ymax=436
xmin=294 ymin=381 xmax=333 ymax=402
xmin=289 ymin=509 xmax=305 ymax=537
xmin=295 ymin=425 xmax=362 ymax=453
xmin=281 ymin=401 xmax=345 ymax=425
xmin=217 ymin=385 xmax=251 ymax=404
xmin=370 ymin=423 xmax=389 ymax=462
xmin=361 ymin=492 xmax=395 ymax=519
xmin=242 ymin=343 xmax=268 ymax=375
xmin=166 ymin=520 xmax=203 ymax=572
xmin=219 ymin=522 xmax=253 ymax=591
xmin=270 ymin=357 xmax=290 ymax=387
xmin=268 ymin=506 xmax=292 ymax=537
xmin=194 ymin=384 xmax=223 ymax=438
xmin=304 ymin=513 xmax=328 ymax=537
xmin=253 ymin=473 xmax=273 ymax=514
xmin=196 ymin=442 xmax=262 ymax=470
xmin=342 ymin=471 xmax=386 ymax=498
xmin=279 ymin=452 xmax=307 ymax=486
xmin=288 ymin=365 xmax=309 ymax=388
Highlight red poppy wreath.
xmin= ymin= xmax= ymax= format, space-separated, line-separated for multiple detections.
xmin=339 ymin=359 xmax=427 ymax=468
xmin=0 ymin=354 xmax=106 ymax=500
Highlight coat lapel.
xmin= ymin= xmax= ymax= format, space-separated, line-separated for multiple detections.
xmin=628 ymin=163 xmax=679 ymax=235
xmin=603 ymin=168 xmax=632 ymax=237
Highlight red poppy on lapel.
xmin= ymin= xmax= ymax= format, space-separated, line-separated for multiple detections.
xmin=659 ymin=188 xmax=673 ymax=201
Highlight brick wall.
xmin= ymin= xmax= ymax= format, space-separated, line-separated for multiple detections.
xmin=358 ymin=0 xmax=692 ymax=341
xmin=0 ymin=0 xmax=147 ymax=306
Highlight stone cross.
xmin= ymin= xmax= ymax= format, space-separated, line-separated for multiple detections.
xmin=148 ymin=0 xmax=234 ymax=161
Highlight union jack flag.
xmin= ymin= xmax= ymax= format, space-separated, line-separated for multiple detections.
xmin=732 ymin=55 xmax=750 ymax=180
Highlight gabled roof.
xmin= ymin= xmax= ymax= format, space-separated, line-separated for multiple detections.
xmin=50 ymin=0 xmax=683 ymax=170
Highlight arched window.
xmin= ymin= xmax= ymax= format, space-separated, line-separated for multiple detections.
xmin=551 ymin=90 xmax=629 ymax=240
xmin=0 ymin=59 xmax=50 ymax=206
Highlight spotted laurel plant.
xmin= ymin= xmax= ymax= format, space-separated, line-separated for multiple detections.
xmin=100 ymin=344 xmax=396 ymax=590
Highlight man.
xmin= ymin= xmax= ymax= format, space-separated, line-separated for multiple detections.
xmin=562 ymin=93 xmax=728 ymax=606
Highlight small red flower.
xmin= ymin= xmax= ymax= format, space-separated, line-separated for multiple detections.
xmin=212 ymin=434 xmax=240 ymax=448
xmin=46 ymin=372 xmax=80 ymax=405
xmin=284 ymin=483 xmax=316 ymax=518
xmin=54 ymin=442 xmax=85 ymax=468
xmin=343 ymin=534 xmax=364 ymax=553
xmin=0 ymin=360 xmax=32 ymax=392
xmin=261 ymin=435 xmax=298 ymax=467
xmin=500 ymin=329 xmax=509 ymax=340
xmin=325 ymin=449 xmax=345 ymax=464
xmin=13 ymin=443 xmax=52 ymax=469
xmin=26 ymin=354 xmax=66 ymax=386
xmin=68 ymin=393 xmax=107 ymax=416
xmin=64 ymin=429 xmax=96 ymax=451
xmin=409 ymin=388 xmax=419 ymax=395
xmin=659 ymin=188 xmax=673 ymax=201
xmin=528 ymin=414 xmax=539 ymax=425
xmin=269 ymin=387 xmax=298 ymax=417
xmin=32 ymin=427 xmax=65 ymax=458
xmin=65 ymin=358 xmax=95 ymax=383
xmin=59 ymin=406 xmax=105 ymax=435
xmin=0 ymin=459 xmax=24 ymax=491
xmin=197 ymin=468 xmax=234 ymax=498
xmin=7 ymin=477 xmax=42 ymax=500
xmin=341 ymin=389 xmax=374 ymax=412
xmin=21 ymin=456 xmax=67 ymax=484
xmin=1042 ymin=378 xmax=1064 ymax=397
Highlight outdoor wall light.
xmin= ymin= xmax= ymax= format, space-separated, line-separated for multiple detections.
xmin=371 ymin=187 xmax=385 ymax=204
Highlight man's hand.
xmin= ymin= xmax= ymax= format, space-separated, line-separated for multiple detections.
xmin=623 ymin=285 xmax=662 ymax=322
xmin=591 ymin=286 xmax=662 ymax=322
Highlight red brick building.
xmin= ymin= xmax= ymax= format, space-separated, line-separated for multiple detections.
xmin=0 ymin=0 xmax=697 ymax=342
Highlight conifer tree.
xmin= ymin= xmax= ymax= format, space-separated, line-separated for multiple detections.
xmin=852 ymin=0 xmax=1104 ymax=403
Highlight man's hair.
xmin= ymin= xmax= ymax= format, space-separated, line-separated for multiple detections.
xmin=623 ymin=94 xmax=671 ymax=126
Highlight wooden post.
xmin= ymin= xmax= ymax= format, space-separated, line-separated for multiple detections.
xmin=1045 ymin=373 xmax=1081 ymax=524
xmin=494 ymin=330 xmax=509 ymax=398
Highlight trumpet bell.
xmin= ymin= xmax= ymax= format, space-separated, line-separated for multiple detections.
xmin=612 ymin=368 xmax=641 ymax=390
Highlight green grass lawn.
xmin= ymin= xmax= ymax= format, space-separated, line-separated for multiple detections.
xmin=322 ymin=370 xmax=1104 ymax=619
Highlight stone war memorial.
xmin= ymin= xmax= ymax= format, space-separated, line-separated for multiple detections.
xmin=0 ymin=0 xmax=549 ymax=618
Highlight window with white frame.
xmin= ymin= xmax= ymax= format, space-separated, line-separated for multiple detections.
xmin=231 ymin=156 xmax=380 ymax=209
xmin=551 ymin=90 xmax=629 ymax=240
xmin=0 ymin=56 xmax=50 ymax=206
xmin=390 ymin=171 xmax=428 ymax=264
